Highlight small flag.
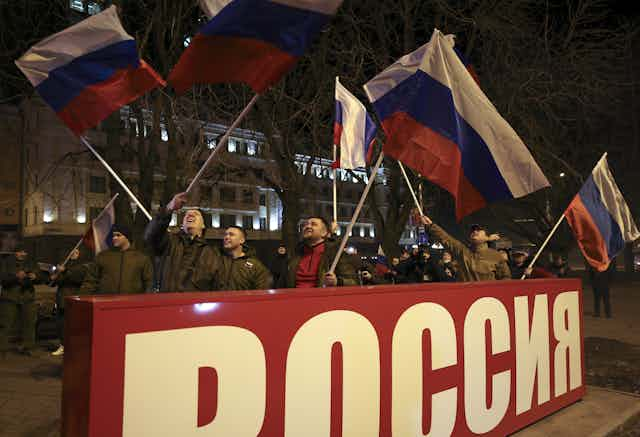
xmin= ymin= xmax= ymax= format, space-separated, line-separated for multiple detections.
xmin=15 ymin=6 xmax=165 ymax=135
xmin=375 ymin=244 xmax=390 ymax=276
xmin=333 ymin=77 xmax=377 ymax=169
xmin=82 ymin=195 xmax=117 ymax=254
xmin=565 ymin=154 xmax=639 ymax=272
xmin=169 ymin=0 xmax=343 ymax=94
xmin=363 ymin=29 xmax=550 ymax=220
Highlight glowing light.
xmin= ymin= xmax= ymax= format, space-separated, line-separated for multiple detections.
xmin=559 ymin=172 xmax=566 ymax=178
xmin=194 ymin=302 xmax=220 ymax=313
xmin=431 ymin=242 xmax=444 ymax=250
xmin=43 ymin=210 xmax=54 ymax=223
xmin=76 ymin=212 xmax=86 ymax=224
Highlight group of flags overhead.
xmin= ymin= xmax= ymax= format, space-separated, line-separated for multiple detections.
xmin=13 ymin=3 xmax=639 ymax=271
xmin=15 ymin=1 xmax=341 ymax=135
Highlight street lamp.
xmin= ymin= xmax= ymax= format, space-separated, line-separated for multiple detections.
xmin=559 ymin=172 xmax=566 ymax=178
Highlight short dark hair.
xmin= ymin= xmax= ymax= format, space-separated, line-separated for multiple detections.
xmin=225 ymin=225 xmax=246 ymax=239
xmin=307 ymin=216 xmax=331 ymax=232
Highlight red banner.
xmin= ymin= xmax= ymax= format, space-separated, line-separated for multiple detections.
xmin=62 ymin=279 xmax=585 ymax=436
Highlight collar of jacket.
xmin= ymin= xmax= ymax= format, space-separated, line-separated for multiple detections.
xmin=179 ymin=231 xmax=207 ymax=245
xmin=471 ymin=242 xmax=490 ymax=253
xmin=295 ymin=238 xmax=336 ymax=256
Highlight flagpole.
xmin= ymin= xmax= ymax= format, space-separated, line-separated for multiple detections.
xmin=521 ymin=214 xmax=566 ymax=280
xmin=186 ymin=93 xmax=260 ymax=194
xmin=332 ymin=144 xmax=338 ymax=224
xmin=80 ymin=136 xmax=152 ymax=221
xmin=398 ymin=162 xmax=424 ymax=216
xmin=328 ymin=153 xmax=384 ymax=276
xmin=60 ymin=193 xmax=119 ymax=268
xmin=521 ymin=152 xmax=608 ymax=279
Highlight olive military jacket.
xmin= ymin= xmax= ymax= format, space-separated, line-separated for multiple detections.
xmin=81 ymin=247 xmax=152 ymax=294
xmin=429 ymin=224 xmax=510 ymax=282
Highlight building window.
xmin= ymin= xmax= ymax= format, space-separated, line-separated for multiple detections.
xmin=161 ymin=126 xmax=168 ymax=142
xmin=33 ymin=206 xmax=38 ymax=225
xmin=70 ymin=0 xmax=84 ymax=12
xmin=86 ymin=2 xmax=101 ymax=15
xmin=221 ymin=214 xmax=236 ymax=228
xmin=24 ymin=208 xmax=28 ymax=226
xmin=227 ymin=138 xmax=237 ymax=153
xmin=259 ymin=193 xmax=266 ymax=206
xmin=236 ymin=140 xmax=246 ymax=155
xmin=247 ymin=141 xmax=257 ymax=156
xmin=259 ymin=217 xmax=267 ymax=230
xmin=220 ymin=187 xmax=236 ymax=202
xmin=242 ymin=215 xmax=254 ymax=230
xmin=206 ymin=135 xmax=217 ymax=149
xmin=89 ymin=176 xmax=106 ymax=193
xmin=242 ymin=189 xmax=253 ymax=204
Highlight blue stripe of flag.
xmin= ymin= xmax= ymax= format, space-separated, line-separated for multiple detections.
xmin=578 ymin=176 xmax=625 ymax=259
xmin=372 ymin=69 xmax=512 ymax=202
xmin=200 ymin=0 xmax=330 ymax=57
xmin=35 ymin=39 xmax=140 ymax=112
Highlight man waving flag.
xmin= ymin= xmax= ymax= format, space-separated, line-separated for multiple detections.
xmin=15 ymin=6 xmax=165 ymax=135
xmin=364 ymin=29 xmax=549 ymax=220
xmin=565 ymin=154 xmax=639 ymax=272
xmin=169 ymin=0 xmax=344 ymax=94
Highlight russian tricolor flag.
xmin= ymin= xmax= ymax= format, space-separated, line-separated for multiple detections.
xmin=565 ymin=155 xmax=639 ymax=272
xmin=333 ymin=77 xmax=377 ymax=169
xmin=169 ymin=0 xmax=343 ymax=94
xmin=363 ymin=29 xmax=550 ymax=220
xmin=15 ymin=6 xmax=165 ymax=135
xmin=82 ymin=195 xmax=117 ymax=255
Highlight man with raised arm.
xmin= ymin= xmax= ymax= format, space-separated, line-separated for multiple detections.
xmin=420 ymin=215 xmax=510 ymax=282
xmin=144 ymin=192 xmax=220 ymax=292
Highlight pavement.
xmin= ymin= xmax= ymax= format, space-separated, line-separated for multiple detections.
xmin=1 ymin=280 xmax=639 ymax=437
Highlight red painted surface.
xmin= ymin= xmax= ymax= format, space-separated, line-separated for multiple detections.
xmin=61 ymin=279 xmax=585 ymax=436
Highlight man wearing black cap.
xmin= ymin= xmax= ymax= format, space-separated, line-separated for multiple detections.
xmin=0 ymin=244 xmax=42 ymax=355
xmin=81 ymin=224 xmax=153 ymax=294
xmin=420 ymin=216 xmax=510 ymax=282
xmin=144 ymin=192 xmax=220 ymax=292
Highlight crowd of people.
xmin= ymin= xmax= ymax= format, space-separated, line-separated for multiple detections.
xmin=0 ymin=194 xmax=612 ymax=358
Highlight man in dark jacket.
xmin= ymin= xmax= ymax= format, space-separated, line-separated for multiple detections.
xmin=216 ymin=226 xmax=271 ymax=290
xmin=81 ymin=225 xmax=152 ymax=294
xmin=0 ymin=244 xmax=42 ymax=355
xmin=589 ymin=259 xmax=616 ymax=318
xmin=279 ymin=217 xmax=358 ymax=288
xmin=421 ymin=216 xmax=510 ymax=282
xmin=269 ymin=243 xmax=289 ymax=287
xmin=49 ymin=247 xmax=88 ymax=356
xmin=144 ymin=192 xmax=220 ymax=292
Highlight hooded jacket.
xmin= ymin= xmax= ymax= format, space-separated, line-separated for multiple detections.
xmin=216 ymin=246 xmax=272 ymax=291
xmin=81 ymin=247 xmax=152 ymax=294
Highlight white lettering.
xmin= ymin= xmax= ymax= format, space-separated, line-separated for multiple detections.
xmin=122 ymin=326 xmax=266 ymax=437
xmin=392 ymin=302 xmax=457 ymax=436
xmin=285 ymin=310 xmax=380 ymax=437
xmin=553 ymin=291 xmax=582 ymax=396
xmin=464 ymin=297 xmax=511 ymax=434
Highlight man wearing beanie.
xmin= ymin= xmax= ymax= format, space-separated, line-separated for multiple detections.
xmin=144 ymin=192 xmax=220 ymax=292
xmin=81 ymin=224 xmax=152 ymax=294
